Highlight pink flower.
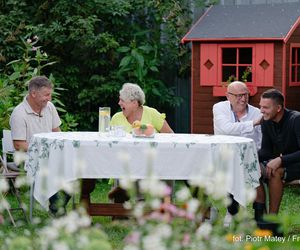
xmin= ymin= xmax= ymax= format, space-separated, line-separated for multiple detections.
xmin=163 ymin=185 xmax=172 ymax=196
xmin=125 ymin=231 xmax=140 ymax=244
xmin=182 ymin=233 xmax=191 ymax=247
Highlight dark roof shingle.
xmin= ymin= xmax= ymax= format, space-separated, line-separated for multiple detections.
xmin=182 ymin=2 xmax=300 ymax=42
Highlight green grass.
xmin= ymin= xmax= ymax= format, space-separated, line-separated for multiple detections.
xmin=1 ymin=181 xmax=300 ymax=249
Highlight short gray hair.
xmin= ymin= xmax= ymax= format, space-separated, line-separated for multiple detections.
xmin=28 ymin=76 xmax=53 ymax=93
xmin=119 ymin=83 xmax=145 ymax=105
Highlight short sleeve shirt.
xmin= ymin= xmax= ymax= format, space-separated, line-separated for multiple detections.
xmin=10 ymin=96 xmax=61 ymax=143
xmin=110 ymin=105 xmax=166 ymax=133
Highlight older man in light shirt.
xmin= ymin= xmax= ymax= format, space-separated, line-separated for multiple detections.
xmin=213 ymin=81 xmax=264 ymax=226
xmin=10 ymin=76 xmax=70 ymax=216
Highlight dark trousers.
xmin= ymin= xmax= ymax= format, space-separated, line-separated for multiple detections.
xmin=49 ymin=191 xmax=71 ymax=215
xmin=227 ymin=194 xmax=239 ymax=215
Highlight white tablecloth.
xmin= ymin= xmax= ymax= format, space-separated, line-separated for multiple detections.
xmin=26 ymin=132 xmax=261 ymax=208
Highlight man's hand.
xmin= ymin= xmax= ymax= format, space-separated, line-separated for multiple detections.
xmin=13 ymin=140 xmax=28 ymax=152
xmin=266 ymin=157 xmax=282 ymax=178
xmin=253 ymin=115 xmax=263 ymax=127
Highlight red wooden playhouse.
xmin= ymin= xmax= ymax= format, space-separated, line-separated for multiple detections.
xmin=182 ymin=2 xmax=300 ymax=134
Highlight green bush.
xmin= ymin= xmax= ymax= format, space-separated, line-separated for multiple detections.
xmin=0 ymin=35 xmax=78 ymax=134
xmin=1 ymin=0 xmax=195 ymax=131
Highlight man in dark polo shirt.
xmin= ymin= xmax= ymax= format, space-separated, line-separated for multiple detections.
xmin=258 ymin=89 xmax=300 ymax=215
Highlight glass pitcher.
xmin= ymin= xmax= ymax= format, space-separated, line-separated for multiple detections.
xmin=99 ymin=107 xmax=111 ymax=133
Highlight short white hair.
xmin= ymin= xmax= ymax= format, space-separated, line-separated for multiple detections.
xmin=119 ymin=83 xmax=145 ymax=105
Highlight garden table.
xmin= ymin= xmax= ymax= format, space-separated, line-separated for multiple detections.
xmin=26 ymin=132 xmax=260 ymax=216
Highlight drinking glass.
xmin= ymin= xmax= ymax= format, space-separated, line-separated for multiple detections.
xmin=99 ymin=107 xmax=111 ymax=133
xmin=110 ymin=125 xmax=126 ymax=137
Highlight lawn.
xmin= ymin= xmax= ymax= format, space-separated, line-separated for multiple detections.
xmin=1 ymin=180 xmax=300 ymax=249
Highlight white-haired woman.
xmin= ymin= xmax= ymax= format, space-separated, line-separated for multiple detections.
xmin=108 ymin=83 xmax=174 ymax=207
xmin=110 ymin=83 xmax=173 ymax=133
xmin=80 ymin=83 xmax=174 ymax=208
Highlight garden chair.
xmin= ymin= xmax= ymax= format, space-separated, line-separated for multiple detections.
xmin=2 ymin=130 xmax=20 ymax=172
xmin=1 ymin=130 xmax=28 ymax=225
xmin=0 ymin=154 xmax=28 ymax=225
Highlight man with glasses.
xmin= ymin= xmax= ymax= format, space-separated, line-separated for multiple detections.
xmin=213 ymin=81 xmax=263 ymax=227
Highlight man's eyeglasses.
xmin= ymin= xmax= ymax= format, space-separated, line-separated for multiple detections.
xmin=228 ymin=92 xmax=249 ymax=99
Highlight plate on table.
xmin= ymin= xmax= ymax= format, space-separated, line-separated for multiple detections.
xmin=132 ymin=132 xmax=155 ymax=138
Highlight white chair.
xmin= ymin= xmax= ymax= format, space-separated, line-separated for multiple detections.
xmin=1 ymin=130 xmax=28 ymax=225
xmin=2 ymin=130 xmax=35 ymax=222
xmin=2 ymin=130 xmax=19 ymax=172
xmin=0 ymin=155 xmax=20 ymax=226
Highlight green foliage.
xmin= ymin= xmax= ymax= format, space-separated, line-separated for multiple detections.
xmin=1 ymin=0 xmax=195 ymax=131
xmin=117 ymin=40 xmax=182 ymax=107
xmin=0 ymin=80 xmax=13 ymax=130
xmin=226 ymin=66 xmax=252 ymax=86
xmin=0 ymin=35 xmax=79 ymax=133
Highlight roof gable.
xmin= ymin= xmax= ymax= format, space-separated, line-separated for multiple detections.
xmin=182 ymin=2 xmax=300 ymax=42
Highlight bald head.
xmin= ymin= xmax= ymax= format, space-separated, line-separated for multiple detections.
xmin=227 ymin=81 xmax=248 ymax=93
xmin=226 ymin=81 xmax=249 ymax=113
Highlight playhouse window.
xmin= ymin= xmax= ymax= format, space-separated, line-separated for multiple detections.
xmin=200 ymin=43 xmax=273 ymax=88
xmin=221 ymin=47 xmax=252 ymax=83
xmin=290 ymin=46 xmax=300 ymax=85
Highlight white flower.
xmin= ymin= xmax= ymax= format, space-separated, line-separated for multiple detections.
xmin=133 ymin=202 xmax=144 ymax=218
xmin=0 ymin=199 xmax=10 ymax=210
xmin=188 ymin=175 xmax=211 ymax=189
xmin=52 ymin=241 xmax=70 ymax=250
xmin=223 ymin=196 xmax=232 ymax=207
xmin=143 ymin=234 xmax=166 ymax=250
xmin=41 ymin=227 xmax=59 ymax=241
xmin=186 ymin=198 xmax=200 ymax=214
xmin=77 ymin=235 xmax=89 ymax=247
xmin=61 ymin=181 xmax=79 ymax=195
xmin=196 ymin=222 xmax=212 ymax=239
xmin=156 ymin=224 xmax=172 ymax=239
xmin=205 ymin=172 xmax=228 ymax=200
xmin=175 ymin=187 xmax=191 ymax=201
xmin=139 ymin=177 xmax=169 ymax=197
xmin=77 ymin=214 xmax=91 ymax=227
xmin=15 ymin=176 xmax=30 ymax=188
xmin=150 ymin=199 xmax=161 ymax=210
xmin=124 ymin=245 xmax=140 ymax=250
xmin=120 ymin=176 xmax=135 ymax=190
xmin=13 ymin=151 xmax=28 ymax=166
xmin=123 ymin=201 xmax=132 ymax=210
xmin=0 ymin=179 xmax=9 ymax=192
xmin=245 ymin=188 xmax=256 ymax=203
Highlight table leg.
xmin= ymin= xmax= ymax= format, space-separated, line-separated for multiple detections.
xmin=80 ymin=179 xmax=130 ymax=217
xmin=80 ymin=179 xmax=96 ymax=213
